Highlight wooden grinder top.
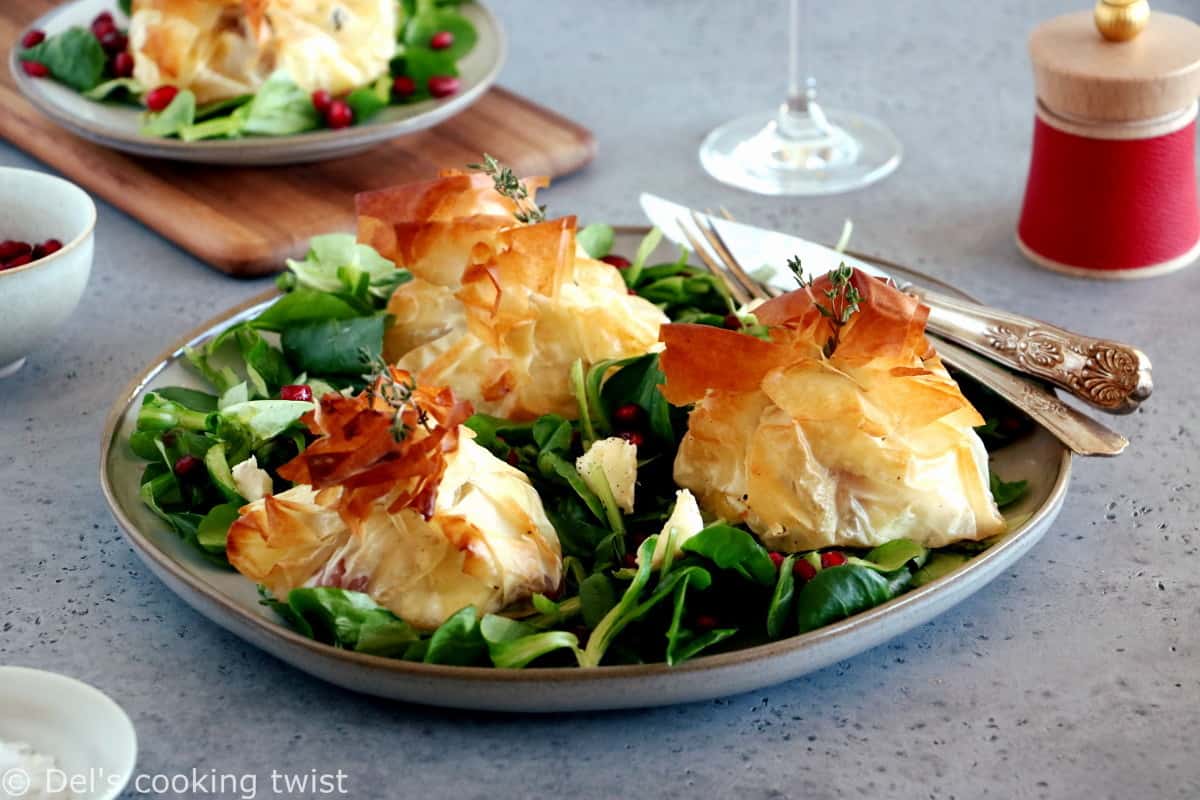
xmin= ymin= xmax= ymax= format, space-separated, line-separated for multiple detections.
xmin=1030 ymin=9 xmax=1200 ymax=123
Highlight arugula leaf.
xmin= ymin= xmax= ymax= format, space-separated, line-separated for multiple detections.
xmin=424 ymin=606 xmax=487 ymax=665
xmin=252 ymin=289 xmax=363 ymax=331
xmin=270 ymin=588 xmax=420 ymax=656
xmin=911 ymin=552 xmax=971 ymax=587
xmin=622 ymin=227 xmax=662 ymax=288
xmin=281 ymin=315 xmax=386 ymax=376
xmin=217 ymin=400 xmax=312 ymax=441
xmin=577 ymin=224 xmax=615 ymax=259
xmin=404 ymin=5 xmax=478 ymax=61
xmin=598 ymin=353 xmax=674 ymax=444
xmin=240 ymin=72 xmax=320 ymax=136
xmin=665 ymin=571 xmax=735 ymax=665
xmin=138 ymin=392 xmax=212 ymax=431
xmin=579 ymin=572 xmax=617 ymax=629
xmin=83 ymin=77 xmax=143 ymax=101
xmin=990 ymin=471 xmax=1029 ymax=509
xmin=140 ymin=90 xmax=197 ymax=137
xmin=531 ymin=415 xmax=609 ymax=527
xmin=234 ymin=327 xmax=294 ymax=397
xmin=795 ymin=564 xmax=911 ymax=633
xmin=196 ymin=503 xmax=240 ymax=554
xmin=856 ymin=539 xmax=929 ymax=573
xmin=202 ymin=442 xmax=244 ymax=504
xmin=347 ymin=78 xmax=391 ymax=124
xmin=766 ymin=554 xmax=796 ymax=639
xmin=154 ymin=387 xmax=219 ymax=412
xmin=21 ymin=28 xmax=106 ymax=91
xmin=680 ymin=524 xmax=777 ymax=586
xmin=282 ymin=234 xmax=406 ymax=309
xmin=479 ymin=615 xmax=579 ymax=668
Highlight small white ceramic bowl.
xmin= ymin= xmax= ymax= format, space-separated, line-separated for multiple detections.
xmin=0 ymin=167 xmax=96 ymax=377
xmin=0 ymin=667 xmax=136 ymax=800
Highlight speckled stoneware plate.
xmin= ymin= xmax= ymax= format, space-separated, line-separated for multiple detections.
xmin=9 ymin=0 xmax=505 ymax=165
xmin=99 ymin=230 xmax=1071 ymax=712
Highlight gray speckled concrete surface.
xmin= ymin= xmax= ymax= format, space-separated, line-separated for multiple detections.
xmin=2 ymin=0 xmax=1199 ymax=797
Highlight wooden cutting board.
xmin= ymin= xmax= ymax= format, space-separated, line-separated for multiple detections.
xmin=0 ymin=0 xmax=595 ymax=277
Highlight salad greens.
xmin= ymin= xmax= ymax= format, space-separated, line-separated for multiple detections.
xmin=20 ymin=27 xmax=107 ymax=92
xmin=128 ymin=222 xmax=1033 ymax=670
xmin=22 ymin=0 xmax=480 ymax=140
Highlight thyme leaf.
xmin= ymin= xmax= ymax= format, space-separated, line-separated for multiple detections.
xmin=787 ymin=258 xmax=862 ymax=357
xmin=466 ymin=153 xmax=546 ymax=224
xmin=360 ymin=350 xmax=427 ymax=442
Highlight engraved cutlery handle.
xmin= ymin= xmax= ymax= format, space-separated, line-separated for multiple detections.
xmin=911 ymin=288 xmax=1153 ymax=414
xmin=931 ymin=337 xmax=1128 ymax=457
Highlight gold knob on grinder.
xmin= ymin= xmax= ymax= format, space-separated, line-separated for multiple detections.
xmin=1095 ymin=0 xmax=1150 ymax=42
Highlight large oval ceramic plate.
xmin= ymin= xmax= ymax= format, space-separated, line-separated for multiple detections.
xmin=10 ymin=0 xmax=505 ymax=165
xmin=99 ymin=229 xmax=1071 ymax=712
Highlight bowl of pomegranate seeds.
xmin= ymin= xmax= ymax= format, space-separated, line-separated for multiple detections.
xmin=0 ymin=167 xmax=95 ymax=377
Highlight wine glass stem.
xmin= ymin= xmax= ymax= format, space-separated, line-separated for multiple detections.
xmin=786 ymin=0 xmax=815 ymax=114
xmin=778 ymin=0 xmax=835 ymax=141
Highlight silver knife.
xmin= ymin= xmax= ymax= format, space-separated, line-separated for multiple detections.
xmin=639 ymin=193 xmax=1152 ymax=416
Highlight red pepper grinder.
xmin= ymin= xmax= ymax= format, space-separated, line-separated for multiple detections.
xmin=1017 ymin=1 xmax=1200 ymax=278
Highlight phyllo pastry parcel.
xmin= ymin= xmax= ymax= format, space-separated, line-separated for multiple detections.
xmin=357 ymin=172 xmax=669 ymax=421
xmin=660 ymin=269 xmax=1006 ymax=552
xmin=226 ymin=369 xmax=562 ymax=630
xmin=128 ymin=0 xmax=397 ymax=104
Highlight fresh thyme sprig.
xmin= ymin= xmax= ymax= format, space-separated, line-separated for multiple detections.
xmin=360 ymin=350 xmax=426 ymax=442
xmin=467 ymin=153 xmax=546 ymax=224
xmin=788 ymin=258 xmax=862 ymax=357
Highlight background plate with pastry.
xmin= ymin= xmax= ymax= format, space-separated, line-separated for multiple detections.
xmin=99 ymin=165 xmax=1071 ymax=712
xmin=9 ymin=0 xmax=505 ymax=164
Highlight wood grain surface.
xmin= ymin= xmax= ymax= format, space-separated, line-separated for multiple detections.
xmin=0 ymin=0 xmax=595 ymax=276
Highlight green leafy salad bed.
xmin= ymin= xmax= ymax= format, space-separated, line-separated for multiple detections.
xmin=127 ymin=221 xmax=1030 ymax=670
xmin=18 ymin=0 xmax=480 ymax=140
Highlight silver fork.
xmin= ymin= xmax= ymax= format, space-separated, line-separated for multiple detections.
xmin=680 ymin=211 xmax=1128 ymax=457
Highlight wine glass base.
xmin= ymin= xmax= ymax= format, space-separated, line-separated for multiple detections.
xmin=699 ymin=108 xmax=902 ymax=196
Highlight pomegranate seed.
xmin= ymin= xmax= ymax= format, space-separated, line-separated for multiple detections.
xmin=505 ymin=448 xmax=520 ymax=466
xmin=99 ymin=29 xmax=126 ymax=53
xmin=0 ymin=241 xmax=31 ymax=261
xmin=613 ymin=403 xmax=643 ymax=428
xmin=279 ymin=384 xmax=313 ymax=402
xmin=93 ymin=11 xmax=114 ymax=25
xmin=112 ymin=51 xmax=134 ymax=78
xmin=21 ymin=29 xmax=45 ymax=48
xmin=173 ymin=454 xmax=201 ymax=478
xmin=21 ymin=61 xmax=49 ymax=78
xmin=600 ymin=254 xmax=631 ymax=269
xmin=723 ymin=313 xmax=742 ymax=330
xmin=429 ymin=31 xmax=454 ymax=50
xmin=622 ymin=552 xmax=638 ymax=568
xmin=427 ymin=75 xmax=459 ymax=98
xmin=4 ymin=254 xmax=33 ymax=269
xmin=310 ymin=89 xmax=332 ymax=114
xmin=90 ymin=17 xmax=117 ymax=38
xmin=617 ymin=430 xmax=645 ymax=448
xmin=161 ymin=432 xmax=177 ymax=447
xmin=324 ymin=99 xmax=353 ymax=129
xmin=145 ymin=85 xmax=179 ymax=112
xmin=32 ymin=239 xmax=62 ymax=259
xmin=695 ymin=614 xmax=720 ymax=631
xmin=794 ymin=559 xmax=818 ymax=581
xmin=392 ymin=75 xmax=416 ymax=97
xmin=820 ymin=551 xmax=847 ymax=569
xmin=626 ymin=288 xmax=638 ymax=296
xmin=768 ymin=551 xmax=786 ymax=569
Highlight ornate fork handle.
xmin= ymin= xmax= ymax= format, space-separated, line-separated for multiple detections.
xmin=907 ymin=287 xmax=1153 ymax=414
